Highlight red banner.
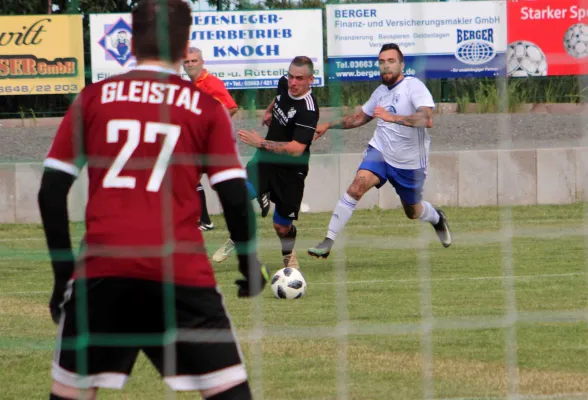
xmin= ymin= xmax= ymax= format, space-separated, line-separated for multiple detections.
xmin=507 ymin=0 xmax=588 ymax=76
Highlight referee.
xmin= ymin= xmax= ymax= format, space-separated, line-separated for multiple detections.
xmin=183 ymin=47 xmax=238 ymax=231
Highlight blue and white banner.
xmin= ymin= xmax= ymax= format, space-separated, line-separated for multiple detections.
xmin=90 ymin=10 xmax=324 ymax=89
xmin=326 ymin=1 xmax=507 ymax=81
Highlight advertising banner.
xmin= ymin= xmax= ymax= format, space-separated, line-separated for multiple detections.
xmin=326 ymin=1 xmax=507 ymax=81
xmin=90 ymin=10 xmax=324 ymax=89
xmin=507 ymin=0 xmax=588 ymax=77
xmin=0 ymin=15 xmax=85 ymax=96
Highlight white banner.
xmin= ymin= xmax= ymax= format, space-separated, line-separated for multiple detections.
xmin=326 ymin=1 xmax=507 ymax=79
xmin=90 ymin=10 xmax=324 ymax=89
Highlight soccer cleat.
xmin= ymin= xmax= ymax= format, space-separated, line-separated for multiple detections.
xmin=212 ymin=238 xmax=235 ymax=263
xmin=433 ymin=208 xmax=452 ymax=248
xmin=257 ymin=192 xmax=270 ymax=218
xmin=199 ymin=222 xmax=215 ymax=231
xmin=282 ymin=250 xmax=300 ymax=269
xmin=308 ymin=238 xmax=333 ymax=259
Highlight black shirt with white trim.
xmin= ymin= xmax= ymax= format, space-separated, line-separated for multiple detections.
xmin=261 ymin=75 xmax=319 ymax=173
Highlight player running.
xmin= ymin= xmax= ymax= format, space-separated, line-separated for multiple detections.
xmin=214 ymin=56 xmax=319 ymax=269
xmin=308 ymin=43 xmax=451 ymax=259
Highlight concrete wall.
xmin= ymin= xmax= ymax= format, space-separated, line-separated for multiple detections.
xmin=1 ymin=147 xmax=584 ymax=224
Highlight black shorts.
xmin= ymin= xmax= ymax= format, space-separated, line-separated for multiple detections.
xmin=246 ymin=160 xmax=307 ymax=221
xmin=52 ymin=278 xmax=246 ymax=391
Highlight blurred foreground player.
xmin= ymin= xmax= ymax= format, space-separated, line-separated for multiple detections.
xmin=38 ymin=0 xmax=268 ymax=399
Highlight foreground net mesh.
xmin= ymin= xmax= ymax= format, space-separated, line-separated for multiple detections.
xmin=1 ymin=0 xmax=588 ymax=399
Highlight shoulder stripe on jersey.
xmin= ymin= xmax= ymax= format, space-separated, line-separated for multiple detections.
xmin=209 ymin=168 xmax=247 ymax=186
xmin=303 ymin=95 xmax=315 ymax=111
xmin=43 ymin=158 xmax=79 ymax=177
xmin=295 ymin=122 xmax=316 ymax=131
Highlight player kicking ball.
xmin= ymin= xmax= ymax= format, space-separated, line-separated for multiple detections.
xmin=308 ymin=43 xmax=451 ymax=259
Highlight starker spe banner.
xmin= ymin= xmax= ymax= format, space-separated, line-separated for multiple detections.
xmin=507 ymin=0 xmax=588 ymax=77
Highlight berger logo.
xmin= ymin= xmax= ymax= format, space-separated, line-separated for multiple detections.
xmin=99 ymin=18 xmax=133 ymax=67
xmin=387 ymin=104 xmax=397 ymax=114
xmin=455 ymin=28 xmax=496 ymax=65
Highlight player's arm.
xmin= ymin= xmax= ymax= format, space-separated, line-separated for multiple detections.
xmin=238 ymin=129 xmax=307 ymax=157
xmin=205 ymin=104 xmax=268 ymax=297
xmin=374 ymin=105 xmax=433 ymax=128
xmin=313 ymin=94 xmax=375 ymax=140
xmin=326 ymin=110 xmax=373 ymax=130
xmin=37 ymin=102 xmax=86 ymax=324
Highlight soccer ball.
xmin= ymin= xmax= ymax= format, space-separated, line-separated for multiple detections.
xmin=270 ymin=267 xmax=307 ymax=299
xmin=564 ymin=23 xmax=588 ymax=58
xmin=507 ymin=40 xmax=548 ymax=77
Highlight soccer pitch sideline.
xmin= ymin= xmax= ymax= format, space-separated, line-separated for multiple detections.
xmin=1 ymin=205 xmax=587 ymax=400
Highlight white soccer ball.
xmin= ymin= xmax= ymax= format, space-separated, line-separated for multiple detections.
xmin=270 ymin=267 xmax=307 ymax=299
xmin=507 ymin=40 xmax=548 ymax=77
xmin=564 ymin=23 xmax=588 ymax=58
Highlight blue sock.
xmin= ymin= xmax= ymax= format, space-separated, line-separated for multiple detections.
xmin=246 ymin=181 xmax=257 ymax=200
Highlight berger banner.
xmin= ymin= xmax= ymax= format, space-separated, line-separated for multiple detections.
xmin=507 ymin=0 xmax=588 ymax=77
xmin=90 ymin=10 xmax=324 ymax=89
xmin=0 ymin=15 xmax=85 ymax=96
xmin=326 ymin=1 xmax=507 ymax=81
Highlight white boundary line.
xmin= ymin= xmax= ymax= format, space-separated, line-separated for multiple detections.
xmin=1 ymin=272 xmax=582 ymax=295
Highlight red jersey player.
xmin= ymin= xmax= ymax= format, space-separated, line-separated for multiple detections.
xmin=37 ymin=0 xmax=267 ymax=399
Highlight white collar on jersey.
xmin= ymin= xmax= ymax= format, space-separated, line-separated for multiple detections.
xmin=132 ymin=64 xmax=180 ymax=76
xmin=288 ymin=88 xmax=312 ymax=100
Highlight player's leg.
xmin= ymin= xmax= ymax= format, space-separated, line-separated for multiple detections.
xmin=389 ymin=166 xmax=452 ymax=248
xmin=198 ymin=183 xmax=214 ymax=231
xmin=273 ymin=210 xmax=299 ymax=269
xmin=144 ymin=284 xmax=252 ymax=399
xmin=308 ymin=146 xmax=385 ymax=259
xmin=212 ymin=177 xmax=262 ymax=264
xmin=269 ymin=169 xmax=306 ymax=268
xmin=51 ymin=278 xmax=141 ymax=400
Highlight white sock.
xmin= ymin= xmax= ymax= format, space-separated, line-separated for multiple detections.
xmin=419 ymin=201 xmax=440 ymax=225
xmin=327 ymin=193 xmax=358 ymax=240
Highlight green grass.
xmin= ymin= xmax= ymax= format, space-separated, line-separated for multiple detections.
xmin=1 ymin=204 xmax=588 ymax=399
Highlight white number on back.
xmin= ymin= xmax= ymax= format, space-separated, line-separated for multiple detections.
xmin=103 ymin=119 xmax=181 ymax=192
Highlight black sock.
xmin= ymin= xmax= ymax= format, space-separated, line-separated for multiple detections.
xmin=280 ymin=225 xmax=297 ymax=256
xmin=199 ymin=188 xmax=211 ymax=225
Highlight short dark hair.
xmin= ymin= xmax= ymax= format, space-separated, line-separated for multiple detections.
xmin=132 ymin=0 xmax=192 ymax=63
xmin=290 ymin=56 xmax=314 ymax=76
xmin=379 ymin=43 xmax=404 ymax=63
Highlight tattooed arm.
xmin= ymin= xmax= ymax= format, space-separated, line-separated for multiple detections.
xmin=314 ymin=110 xmax=373 ymax=140
xmin=373 ymin=106 xmax=433 ymax=128
xmin=238 ymin=129 xmax=307 ymax=156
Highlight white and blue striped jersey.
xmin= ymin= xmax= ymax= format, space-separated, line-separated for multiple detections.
xmin=361 ymin=77 xmax=435 ymax=170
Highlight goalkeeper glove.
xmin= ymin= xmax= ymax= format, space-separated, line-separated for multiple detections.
xmin=235 ymin=254 xmax=269 ymax=298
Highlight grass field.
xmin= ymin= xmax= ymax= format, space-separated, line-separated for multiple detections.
xmin=1 ymin=204 xmax=587 ymax=400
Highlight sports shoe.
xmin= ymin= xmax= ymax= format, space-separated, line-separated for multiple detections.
xmin=308 ymin=238 xmax=333 ymax=259
xmin=433 ymin=209 xmax=452 ymax=248
xmin=199 ymin=222 xmax=214 ymax=231
xmin=257 ymin=192 xmax=270 ymax=218
xmin=212 ymin=238 xmax=235 ymax=263
xmin=282 ymin=250 xmax=300 ymax=269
